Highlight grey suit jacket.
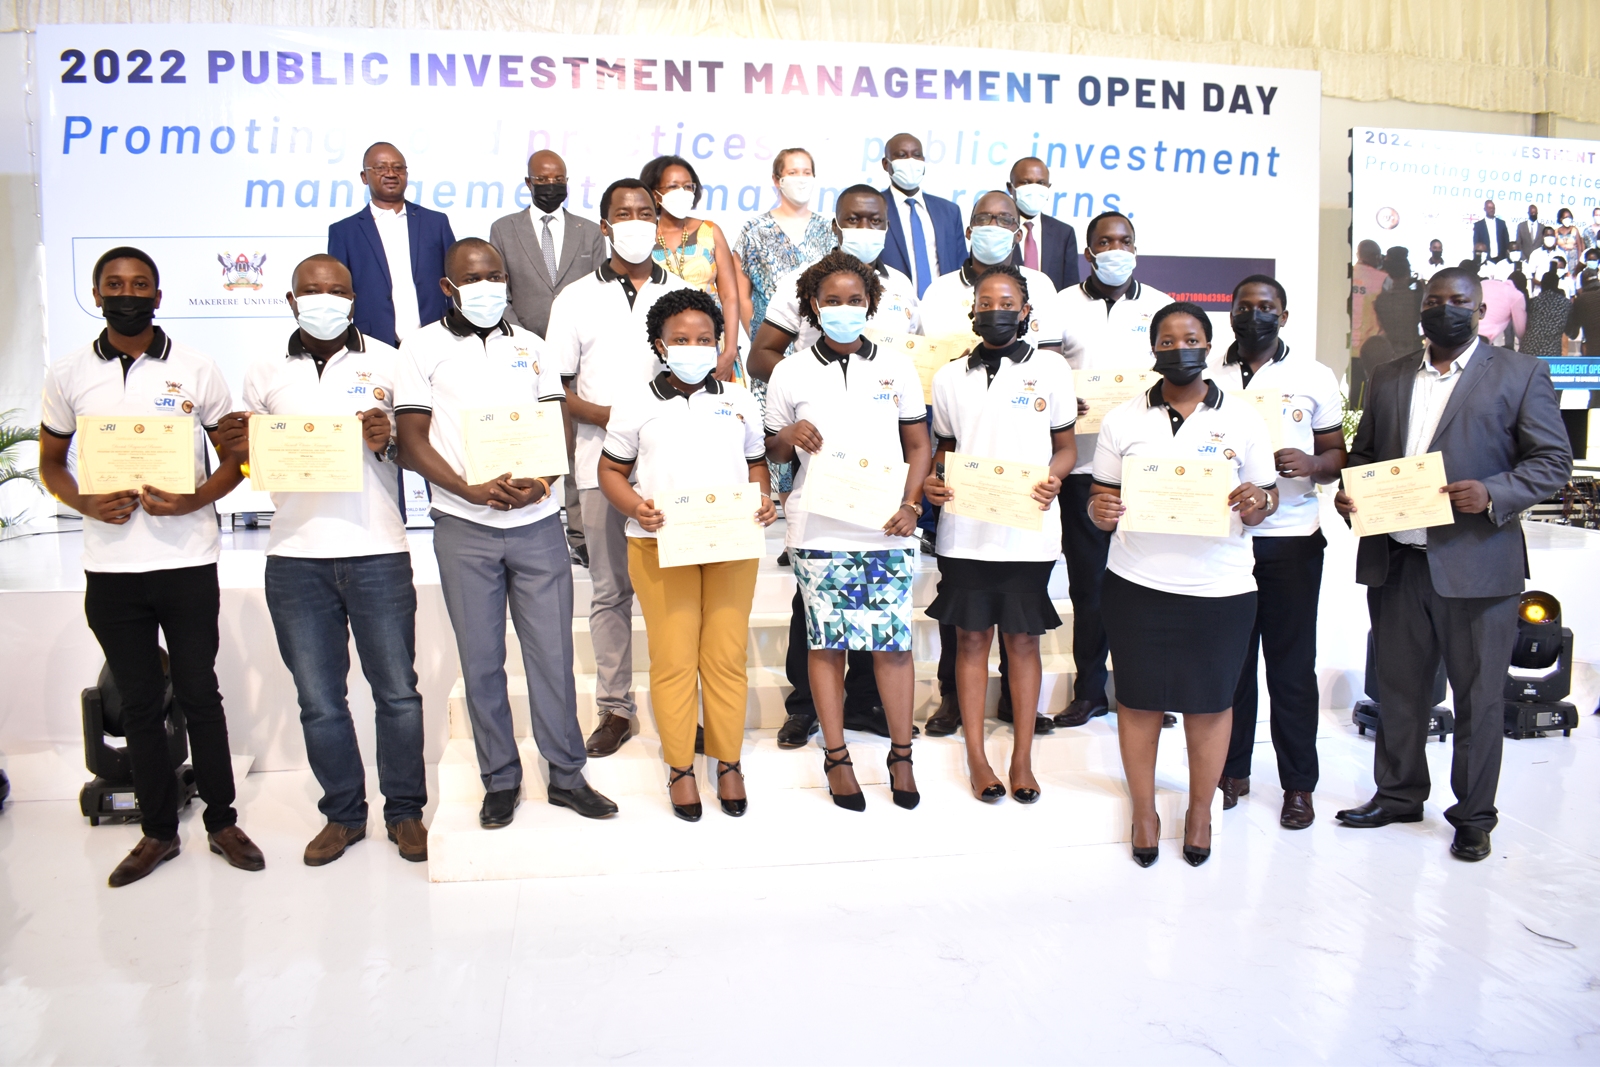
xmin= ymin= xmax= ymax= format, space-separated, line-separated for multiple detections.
xmin=489 ymin=208 xmax=607 ymax=338
xmin=1348 ymin=339 xmax=1572 ymax=598
xmin=1515 ymin=220 xmax=1543 ymax=260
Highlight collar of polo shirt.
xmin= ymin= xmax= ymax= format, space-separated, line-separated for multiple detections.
xmin=1224 ymin=337 xmax=1289 ymax=367
xmin=94 ymin=326 xmax=171 ymax=362
xmin=649 ymin=369 xmax=724 ymax=400
xmin=286 ymin=324 xmax=366 ymax=358
xmin=1147 ymin=377 xmax=1224 ymax=409
xmin=599 ymin=260 xmax=670 ymax=286
xmin=811 ymin=338 xmax=878 ymax=366
xmin=443 ymin=304 xmax=513 ymax=338
xmin=965 ymin=338 xmax=1032 ymax=370
xmin=1081 ymin=276 xmax=1145 ymax=305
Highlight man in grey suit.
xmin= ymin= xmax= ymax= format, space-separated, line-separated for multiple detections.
xmin=489 ymin=150 xmax=607 ymax=565
xmin=1334 ymin=267 xmax=1571 ymax=861
xmin=1514 ymin=204 xmax=1543 ymax=260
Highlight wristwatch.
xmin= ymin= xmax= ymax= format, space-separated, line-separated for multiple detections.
xmin=901 ymin=500 xmax=923 ymax=517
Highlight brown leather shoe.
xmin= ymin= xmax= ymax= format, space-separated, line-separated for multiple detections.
xmin=208 ymin=825 xmax=266 ymax=871
xmin=584 ymin=711 xmax=634 ymax=758
xmin=386 ymin=819 xmax=428 ymax=862
xmin=108 ymin=834 xmax=181 ymax=887
xmin=1280 ymin=790 xmax=1315 ymax=830
xmin=303 ymin=822 xmax=366 ymax=866
xmin=923 ymin=694 xmax=962 ymax=737
xmin=1220 ymin=775 xmax=1250 ymax=810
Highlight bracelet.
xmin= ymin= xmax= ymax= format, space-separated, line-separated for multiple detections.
xmin=535 ymin=476 xmax=551 ymax=500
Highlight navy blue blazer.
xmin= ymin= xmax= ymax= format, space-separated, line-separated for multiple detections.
xmin=327 ymin=202 xmax=456 ymax=346
xmin=880 ymin=189 xmax=967 ymax=284
xmin=1009 ymin=211 xmax=1080 ymax=291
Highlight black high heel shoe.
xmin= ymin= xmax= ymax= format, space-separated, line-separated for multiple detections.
xmin=717 ymin=760 xmax=747 ymax=817
xmin=1182 ymin=816 xmax=1211 ymax=867
xmin=667 ymin=766 xmax=702 ymax=822
xmin=886 ymin=742 xmax=919 ymax=810
xmin=823 ymin=745 xmax=866 ymax=811
xmin=1131 ymin=815 xmax=1160 ymax=867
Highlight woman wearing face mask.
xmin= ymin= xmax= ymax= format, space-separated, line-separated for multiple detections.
xmin=596 ymin=290 xmax=776 ymax=822
xmin=764 ymin=252 xmax=933 ymax=810
xmin=1088 ymin=302 xmax=1276 ymax=868
xmin=639 ymin=155 xmax=743 ymax=382
xmin=923 ymin=266 xmax=1078 ymax=803
xmin=1554 ymin=208 xmax=1585 ymax=273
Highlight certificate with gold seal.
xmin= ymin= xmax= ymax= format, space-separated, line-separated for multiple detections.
xmin=655 ymin=483 xmax=767 ymax=568
xmin=943 ymin=453 xmax=1049 ymax=532
xmin=803 ymin=447 xmax=909 ymax=529
xmin=1119 ymin=457 xmax=1234 ymax=537
xmin=1074 ymin=370 xmax=1158 ymax=435
xmin=1227 ymin=389 xmax=1286 ymax=451
xmin=76 ymin=415 xmax=196 ymax=495
xmin=461 ymin=402 xmax=569 ymax=484
xmin=248 ymin=415 xmax=365 ymax=493
xmin=864 ymin=328 xmax=971 ymax=404
xmin=1341 ymin=452 xmax=1454 ymax=538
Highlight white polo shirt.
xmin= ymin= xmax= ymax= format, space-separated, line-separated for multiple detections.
xmin=547 ymin=262 xmax=690 ymax=490
xmin=764 ymin=339 xmax=927 ymax=551
xmin=763 ymin=262 xmax=921 ymax=353
xmin=930 ymin=341 xmax=1076 ymax=562
xmin=40 ymin=329 xmax=232 ymax=574
xmin=601 ymin=373 xmax=766 ymax=539
xmin=918 ymin=261 xmax=1063 ymax=348
xmin=242 ymin=326 xmax=408 ymax=559
xmin=1209 ymin=341 xmax=1345 ymax=538
xmin=1059 ymin=278 xmax=1173 ymax=475
xmin=393 ymin=312 xmax=565 ymax=529
xmin=1093 ymin=380 xmax=1276 ymax=597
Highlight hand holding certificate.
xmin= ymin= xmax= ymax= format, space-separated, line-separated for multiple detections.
xmin=943 ymin=453 xmax=1051 ymax=532
xmin=803 ymin=448 xmax=910 ymax=529
xmin=1074 ymin=370 xmax=1158 ymax=435
xmin=248 ymin=415 xmax=365 ymax=492
xmin=76 ymin=416 xmax=196 ymax=495
xmin=461 ymin=403 xmax=569 ymax=484
xmin=656 ymin=483 xmax=768 ymax=568
xmin=1340 ymin=452 xmax=1455 ymax=537
xmin=1119 ymin=457 xmax=1234 ymax=537
xmin=1227 ymin=389 xmax=1286 ymax=451
xmin=863 ymin=328 xmax=971 ymax=404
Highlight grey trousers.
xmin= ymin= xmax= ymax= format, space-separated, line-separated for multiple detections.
xmin=564 ymin=475 xmax=585 ymax=550
xmin=1368 ymin=543 xmax=1518 ymax=832
xmin=578 ymin=488 xmax=637 ymax=719
xmin=432 ymin=512 xmax=588 ymax=792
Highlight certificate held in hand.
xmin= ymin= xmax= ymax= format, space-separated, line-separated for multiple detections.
xmin=943 ymin=453 xmax=1049 ymax=532
xmin=1119 ymin=457 xmax=1234 ymax=537
xmin=803 ymin=448 xmax=909 ymax=529
xmin=77 ymin=416 xmax=196 ymax=495
xmin=1227 ymin=389 xmax=1286 ymax=451
xmin=461 ymin=402 xmax=569 ymax=484
xmin=863 ymin=328 xmax=969 ymax=404
xmin=1074 ymin=370 xmax=1158 ymax=435
xmin=656 ymin=483 xmax=767 ymax=568
xmin=248 ymin=415 xmax=365 ymax=492
xmin=1341 ymin=452 xmax=1455 ymax=538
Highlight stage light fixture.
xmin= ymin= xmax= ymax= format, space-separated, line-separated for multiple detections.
xmin=1351 ymin=631 xmax=1454 ymax=742
xmin=78 ymin=652 xmax=197 ymax=826
xmin=0 ymin=767 xmax=8 ymax=811
xmin=1504 ymin=591 xmax=1579 ymax=739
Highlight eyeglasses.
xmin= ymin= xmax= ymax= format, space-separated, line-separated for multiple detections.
xmin=527 ymin=175 xmax=567 ymax=185
xmin=659 ymin=181 xmax=699 ymax=194
xmin=365 ymin=163 xmax=407 ymax=175
xmin=971 ymin=213 xmax=1020 ymax=229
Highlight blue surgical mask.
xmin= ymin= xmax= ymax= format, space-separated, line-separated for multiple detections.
xmin=1012 ymin=183 xmax=1051 ymax=218
xmin=293 ymin=293 xmax=353 ymax=341
xmin=452 ymin=280 xmax=507 ymax=328
xmin=970 ymin=225 xmax=1017 ymax=266
xmin=837 ymin=226 xmax=887 ymax=263
xmin=664 ymin=344 xmax=717 ymax=384
xmin=817 ymin=305 xmax=868 ymax=343
xmin=1091 ymin=249 xmax=1136 ymax=286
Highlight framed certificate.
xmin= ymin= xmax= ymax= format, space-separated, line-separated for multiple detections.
xmin=1341 ymin=452 xmax=1455 ymax=538
xmin=1227 ymin=389 xmax=1286 ymax=452
xmin=803 ymin=447 xmax=909 ymax=529
xmin=76 ymin=415 xmax=196 ymax=495
xmin=1074 ymin=370 xmax=1158 ymax=435
xmin=943 ymin=452 xmax=1049 ymax=532
xmin=1119 ymin=456 xmax=1234 ymax=537
xmin=655 ymin=482 xmax=767 ymax=568
xmin=461 ymin=402 xmax=569 ymax=484
xmin=248 ymin=415 xmax=365 ymax=493
xmin=864 ymin=328 xmax=972 ymax=404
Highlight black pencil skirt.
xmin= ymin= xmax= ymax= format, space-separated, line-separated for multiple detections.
xmin=1101 ymin=569 xmax=1256 ymax=715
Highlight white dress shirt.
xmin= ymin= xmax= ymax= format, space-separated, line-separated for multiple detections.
xmin=1391 ymin=340 xmax=1477 ymax=546
xmin=892 ymin=190 xmax=941 ymax=294
xmin=371 ymin=203 xmax=422 ymax=342
xmin=529 ymin=206 xmax=566 ymax=271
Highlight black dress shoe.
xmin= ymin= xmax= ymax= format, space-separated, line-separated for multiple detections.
xmin=570 ymin=543 xmax=590 ymax=568
xmin=1335 ymin=798 xmax=1424 ymax=828
xmin=924 ymin=694 xmax=961 ymax=736
xmin=584 ymin=711 xmax=633 ymax=758
xmin=480 ymin=788 xmax=520 ymax=829
xmin=776 ymin=713 xmax=819 ymax=748
xmin=547 ymin=782 xmax=619 ymax=819
xmin=1450 ymin=826 xmax=1492 ymax=862
xmin=1162 ymin=713 xmax=1178 ymax=728
xmin=1054 ymin=698 xmax=1109 ymax=728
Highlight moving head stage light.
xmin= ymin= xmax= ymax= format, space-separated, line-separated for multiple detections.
xmin=78 ymin=651 xmax=197 ymax=826
xmin=1504 ymin=591 xmax=1579 ymax=740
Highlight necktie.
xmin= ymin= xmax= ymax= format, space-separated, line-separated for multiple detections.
xmin=540 ymin=214 xmax=559 ymax=285
xmin=908 ymin=197 xmax=932 ymax=298
xmin=1023 ymin=221 xmax=1039 ymax=271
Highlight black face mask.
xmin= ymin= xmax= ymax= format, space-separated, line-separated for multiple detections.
xmin=1230 ymin=309 xmax=1281 ymax=351
xmin=101 ymin=295 xmax=156 ymax=336
xmin=531 ymin=182 xmax=567 ymax=213
xmin=1419 ymin=303 xmax=1478 ymax=348
xmin=1152 ymin=347 xmax=1209 ymax=386
xmin=971 ymin=309 xmax=1025 ymax=346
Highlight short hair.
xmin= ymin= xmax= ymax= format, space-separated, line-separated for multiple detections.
xmin=291 ymin=253 xmax=351 ymax=290
xmin=968 ymin=190 xmax=1015 ymax=222
xmin=834 ymin=184 xmax=886 ymax=215
xmin=1540 ymin=269 xmax=1563 ymax=290
xmin=1085 ymin=210 xmax=1134 ymax=245
xmin=600 ymin=178 xmax=653 ymax=221
xmin=93 ymin=246 xmax=159 ymax=289
xmin=1231 ymin=273 xmax=1287 ymax=309
xmin=1149 ymin=301 xmax=1214 ymax=346
xmin=361 ymin=141 xmax=401 ymax=167
xmin=444 ymin=237 xmax=499 ymax=277
xmin=794 ymin=250 xmax=884 ymax=331
xmin=639 ymin=154 xmax=702 ymax=209
xmin=645 ymin=288 xmax=724 ymax=347
xmin=973 ymin=263 xmax=1030 ymax=306
xmin=1428 ymin=266 xmax=1485 ymax=302
xmin=771 ymin=147 xmax=814 ymax=182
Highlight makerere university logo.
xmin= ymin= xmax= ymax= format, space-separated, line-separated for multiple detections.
xmin=217 ymin=252 xmax=267 ymax=291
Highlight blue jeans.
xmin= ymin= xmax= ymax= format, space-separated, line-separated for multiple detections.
xmin=264 ymin=552 xmax=427 ymax=826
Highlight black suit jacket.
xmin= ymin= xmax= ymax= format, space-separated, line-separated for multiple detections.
xmin=1010 ymin=212 xmax=1079 ymax=291
xmin=1472 ymin=217 xmax=1511 ymax=261
xmin=1348 ymin=340 xmax=1571 ymax=597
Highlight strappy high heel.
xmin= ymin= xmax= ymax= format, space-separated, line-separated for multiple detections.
xmin=886 ymin=742 xmax=919 ymax=810
xmin=1183 ymin=815 xmax=1211 ymax=867
xmin=717 ymin=760 xmax=747 ymax=817
xmin=1132 ymin=815 xmax=1160 ymax=867
xmin=667 ymin=766 xmax=701 ymax=822
xmin=823 ymin=745 xmax=865 ymax=812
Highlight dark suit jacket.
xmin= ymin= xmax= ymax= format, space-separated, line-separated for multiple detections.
xmin=880 ymin=189 xmax=966 ymax=281
xmin=1472 ymin=217 xmax=1511 ymax=261
xmin=1348 ymin=340 xmax=1571 ymax=597
xmin=489 ymin=209 xmax=607 ymax=338
xmin=1009 ymin=212 xmax=1079 ymax=291
xmin=327 ymin=202 xmax=456 ymax=346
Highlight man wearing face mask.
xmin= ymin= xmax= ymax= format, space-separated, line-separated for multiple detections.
xmin=1421 ymin=239 xmax=1447 ymax=281
xmin=1053 ymin=211 xmax=1171 ymax=729
xmin=1333 ymin=267 xmax=1570 ymax=862
xmin=396 ymin=238 xmax=618 ymax=826
xmin=918 ymin=191 xmax=1063 ymax=350
xmin=546 ymin=179 xmax=690 ymax=759
xmin=878 ymin=132 xmax=966 ymax=298
xmin=1005 ymin=157 xmax=1080 ymax=291
xmin=218 ymin=255 xmax=428 ymax=865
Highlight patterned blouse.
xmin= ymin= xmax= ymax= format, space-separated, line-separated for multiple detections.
xmin=653 ymin=221 xmax=720 ymax=296
xmin=1521 ymin=289 xmax=1571 ymax=356
xmin=733 ymin=211 xmax=836 ymax=331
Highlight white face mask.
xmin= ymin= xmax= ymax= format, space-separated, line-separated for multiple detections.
xmin=888 ymin=158 xmax=926 ymax=192
xmin=778 ymin=175 xmax=815 ymax=207
xmin=1091 ymin=249 xmax=1136 ymax=287
xmin=293 ymin=293 xmax=353 ymax=341
xmin=659 ymin=188 xmax=695 ymax=219
xmin=837 ymin=225 xmax=888 ymax=263
xmin=452 ymin=280 xmax=507 ymax=329
xmin=664 ymin=344 xmax=717 ymax=384
xmin=608 ymin=219 xmax=658 ymax=264
xmin=1012 ymin=183 xmax=1051 ymax=218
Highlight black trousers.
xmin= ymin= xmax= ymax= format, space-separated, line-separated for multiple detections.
xmin=1060 ymin=473 xmax=1112 ymax=706
xmin=83 ymin=564 xmax=237 ymax=840
xmin=1225 ymin=531 xmax=1325 ymax=789
xmin=783 ymin=589 xmax=881 ymax=720
xmin=1367 ymin=543 xmax=1518 ymax=832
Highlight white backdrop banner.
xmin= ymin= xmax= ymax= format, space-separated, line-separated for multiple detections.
xmin=39 ymin=25 xmax=1321 ymax=388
